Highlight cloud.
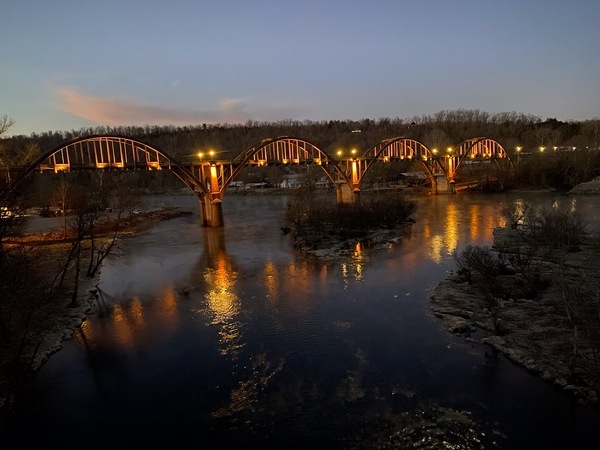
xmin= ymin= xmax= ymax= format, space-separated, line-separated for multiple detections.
xmin=55 ymin=87 xmax=310 ymax=127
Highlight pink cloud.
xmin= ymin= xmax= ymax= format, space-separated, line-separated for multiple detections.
xmin=55 ymin=87 xmax=312 ymax=127
xmin=55 ymin=87 xmax=251 ymax=126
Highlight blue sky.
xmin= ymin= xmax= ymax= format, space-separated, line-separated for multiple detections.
xmin=2 ymin=0 xmax=599 ymax=136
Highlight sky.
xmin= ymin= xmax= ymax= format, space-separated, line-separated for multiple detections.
xmin=2 ymin=0 xmax=599 ymax=137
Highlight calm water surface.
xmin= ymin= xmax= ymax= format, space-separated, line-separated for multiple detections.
xmin=3 ymin=191 xmax=600 ymax=448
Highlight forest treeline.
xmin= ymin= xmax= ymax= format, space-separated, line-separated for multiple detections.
xmin=4 ymin=108 xmax=600 ymax=161
xmin=2 ymin=109 xmax=600 ymax=193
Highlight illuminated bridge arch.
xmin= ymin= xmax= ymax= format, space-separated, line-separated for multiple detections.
xmin=451 ymin=137 xmax=513 ymax=182
xmin=192 ymin=136 xmax=350 ymax=198
xmin=2 ymin=135 xmax=206 ymax=198
xmin=347 ymin=137 xmax=445 ymax=190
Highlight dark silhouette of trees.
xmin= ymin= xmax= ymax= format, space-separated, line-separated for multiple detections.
xmin=3 ymin=109 xmax=600 ymax=195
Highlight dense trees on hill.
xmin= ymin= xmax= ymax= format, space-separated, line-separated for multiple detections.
xmin=3 ymin=109 xmax=599 ymax=163
xmin=2 ymin=109 xmax=600 ymax=194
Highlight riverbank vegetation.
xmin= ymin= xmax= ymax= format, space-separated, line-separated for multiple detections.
xmin=283 ymin=191 xmax=417 ymax=257
xmin=431 ymin=204 xmax=600 ymax=403
xmin=0 ymin=185 xmax=189 ymax=427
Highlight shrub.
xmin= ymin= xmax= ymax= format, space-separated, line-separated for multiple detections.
xmin=284 ymin=195 xmax=417 ymax=244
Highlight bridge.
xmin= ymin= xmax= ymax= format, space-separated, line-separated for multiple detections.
xmin=0 ymin=135 xmax=512 ymax=226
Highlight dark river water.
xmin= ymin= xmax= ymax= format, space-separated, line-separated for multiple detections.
xmin=3 ymin=190 xmax=600 ymax=448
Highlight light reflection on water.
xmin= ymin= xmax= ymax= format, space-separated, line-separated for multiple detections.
xmin=5 ymin=191 xmax=600 ymax=448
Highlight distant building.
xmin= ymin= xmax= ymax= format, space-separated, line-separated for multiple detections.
xmin=279 ymin=174 xmax=301 ymax=188
xmin=397 ymin=171 xmax=428 ymax=186
xmin=245 ymin=182 xmax=268 ymax=190
xmin=226 ymin=180 xmax=245 ymax=192
xmin=314 ymin=178 xmax=333 ymax=189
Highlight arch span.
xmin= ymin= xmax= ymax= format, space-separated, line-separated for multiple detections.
xmin=192 ymin=136 xmax=352 ymax=197
xmin=350 ymin=137 xmax=445 ymax=190
xmin=454 ymin=137 xmax=510 ymax=165
xmin=230 ymin=136 xmax=350 ymax=189
xmin=185 ymin=136 xmax=353 ymax=226
xmin=1 ymin=135 xmax=206 ymax=199
xmin=451 ymin=137 xmax=513 ymax=185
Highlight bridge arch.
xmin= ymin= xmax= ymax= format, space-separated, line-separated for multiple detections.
xmin=2 ymin=134 xmax=515 ymax=226
xmin=1 ymin=135 xmax=207 ymax=199
xmin=184 ymin=136 xmax=352 ymax=226
xmin=353 ymin=137 xmax=445 ymax=190
xmin=451 ymin=137 xmax=513 ymax=185
xmin=219 ymin=136 xmax=351 ymax=194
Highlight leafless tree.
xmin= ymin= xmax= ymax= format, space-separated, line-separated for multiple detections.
xmin=422 ymin=128 xmax=449 ymax=150
xmin=453 ymin=245 xmax=507 ymax=333
xmin=0 ymin=115 xmax=14 ymax=137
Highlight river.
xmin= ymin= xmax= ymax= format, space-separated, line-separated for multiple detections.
xmin=3 ymin=190 xmax=600 ymax=448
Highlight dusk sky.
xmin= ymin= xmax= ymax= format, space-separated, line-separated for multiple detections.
xmin=2 ymin=0 xmax=599 ymax=137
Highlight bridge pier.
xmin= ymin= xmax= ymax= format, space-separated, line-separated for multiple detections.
xmin=432 ymin=174 xmax=455 ymax=194
xmin=336 ymin=184 xmax=360 ymax=203
xmin=199 ymin=195 xmax=224 ymax=227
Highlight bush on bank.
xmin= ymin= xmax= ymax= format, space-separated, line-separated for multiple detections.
xmin=449 ymin=204 xmax=600 ymax=401
xmin=283 ymin=193 xmax=417 ymax=251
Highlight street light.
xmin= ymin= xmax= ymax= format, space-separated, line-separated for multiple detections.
xmin=198 ymin=149 xmax=217 ymax=164
xmin=348 ymin=148 xmax=359 ymax=190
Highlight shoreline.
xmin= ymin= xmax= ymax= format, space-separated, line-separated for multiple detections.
xmin=430 ymin=226 xmax=600 ymax=405
xmin=0 ymin=207 xmax=191 ymax=425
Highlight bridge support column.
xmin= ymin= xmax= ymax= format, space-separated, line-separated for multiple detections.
xmin=199 ymin=196 xmax=210 ymax=226
xmin=199 ymin=195 xmax=224 ymax=227
xmin=196 ymin=164 xmax=226 ymax=227
xmin=433 ymin=174 xmax=448 ymax=194
xmin=336 ymin=184 xmax=360 ymax=203
xmin=209 ymin=199 xmax=224 ymax=227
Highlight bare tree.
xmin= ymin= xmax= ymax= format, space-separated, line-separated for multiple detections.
xmin=51 ymin=176 xmax=71 ymax=237
xmin=0 ymin=115 xmax=14 ymax=137
xmin=0 ymin=115 xmax=16 ymax=186
xmin=422 ymin=128 xmax=449 ymax=150
xmin=453 ymin=245 xmax=507 ymax=333
xmin=580 ymin=120 xmax=600 ymax=149
xmin=534 ymin=126 xmax=560 ymax=149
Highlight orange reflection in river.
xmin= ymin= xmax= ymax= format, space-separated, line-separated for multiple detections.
xmin=78 ymin=285 xmax=181 ymax=350
xmin=424 ymin=199 xmax=502 ymax=263
xmin=341 ymin=241 xmax=366 ymax=283
xmin=203 ymin=249 xmax=243 ymax=358
xmin=263 ymin=260 xmax=279 ymax=304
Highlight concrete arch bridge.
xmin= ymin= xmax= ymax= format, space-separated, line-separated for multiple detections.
xmin=0 ymin=135 xmax=511 ymax=226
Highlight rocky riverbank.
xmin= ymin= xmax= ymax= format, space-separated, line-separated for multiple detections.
xmin=430 ymin=226 xmax=600 ymax=405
